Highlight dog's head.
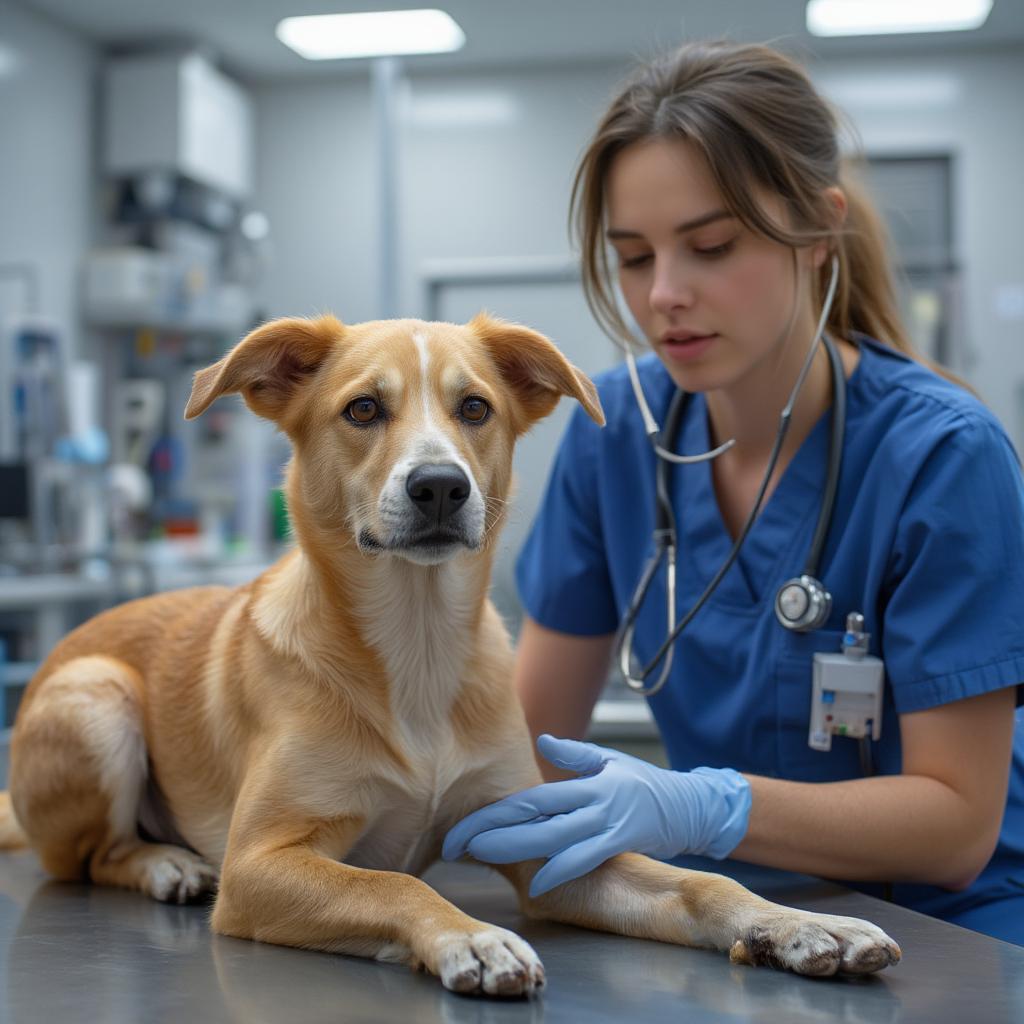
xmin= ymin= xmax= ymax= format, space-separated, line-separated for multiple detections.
xmin=185 ymin=314 xmax=603 ymax=566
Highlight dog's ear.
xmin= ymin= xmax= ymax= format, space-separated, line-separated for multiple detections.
xmin=184 ymin=316 xmax=342 ymax=421
xmin=469 ymin=313 xmax=604 ymax=433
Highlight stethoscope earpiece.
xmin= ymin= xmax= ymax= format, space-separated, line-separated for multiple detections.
xmin=774 ymin=575 xmax=832 ymax=632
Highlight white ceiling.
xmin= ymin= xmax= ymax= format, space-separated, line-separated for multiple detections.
xmin=22 ymin=0 xmax=1024 ymax=83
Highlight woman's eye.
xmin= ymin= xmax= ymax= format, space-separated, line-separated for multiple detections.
xmin=344 ymin=397 xmax=380 ymax=424
xmin=460 ymin=396 xmax=490 ymax=424
xmin=619 ymin=252 xmax=652 ymax=269
xmin=694 ymin=239 xmax=736 ymax=258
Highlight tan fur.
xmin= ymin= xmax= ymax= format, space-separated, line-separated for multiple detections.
xmin=0 ymin=314 xmax=898 ymax=995
xmin=0 ymin=792 xmax=27 ymax=849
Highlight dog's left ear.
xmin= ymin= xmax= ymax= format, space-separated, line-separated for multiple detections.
xmin=184 ymin=316 xmax=341 ymax=422
xmin=470 ymin=313 xmax=605 ymax=433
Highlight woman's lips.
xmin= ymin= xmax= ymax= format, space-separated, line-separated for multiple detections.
xmin=660 ymin=333 xmax=718 ymax=362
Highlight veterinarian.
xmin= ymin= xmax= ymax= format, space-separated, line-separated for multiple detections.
xmin=444 ymin=40 xmax=1024 ymax=944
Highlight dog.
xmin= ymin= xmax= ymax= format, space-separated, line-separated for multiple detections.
xmin=0 ymin=313 xmax=900 ymax=996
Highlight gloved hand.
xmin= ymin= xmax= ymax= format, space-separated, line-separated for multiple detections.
xmin=442 ymin=734 xmax=751 ymax=898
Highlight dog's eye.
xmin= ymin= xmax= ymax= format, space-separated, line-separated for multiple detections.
xmin=459 ymin=397 xmax=490 ymax=424
xmin=345 ymin=397 xmax=380 ymax=424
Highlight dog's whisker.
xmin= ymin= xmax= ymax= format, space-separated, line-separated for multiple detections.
xmin=482 ymin=505 xmax=506 ymax=532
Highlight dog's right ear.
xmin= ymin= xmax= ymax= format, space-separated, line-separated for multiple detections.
xmin=184 ymin=316 xmax=342 ymax=421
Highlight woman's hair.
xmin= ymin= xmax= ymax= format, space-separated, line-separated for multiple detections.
xmin=571 ymin=40 xmax=963 ymax=385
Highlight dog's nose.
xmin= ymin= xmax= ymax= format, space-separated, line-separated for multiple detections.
xmin=406 ymin=463 xmax=471 ymax=524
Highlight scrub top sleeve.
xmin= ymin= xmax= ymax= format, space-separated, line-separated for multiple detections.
xmin=515 ymin=404 xmax=620 ymax=636
xmin=882 ymin=420 xmax=1024 ymax=713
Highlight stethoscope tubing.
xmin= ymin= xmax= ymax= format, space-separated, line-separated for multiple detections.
xmin=617 ymin=256 xmax=844 ymax=695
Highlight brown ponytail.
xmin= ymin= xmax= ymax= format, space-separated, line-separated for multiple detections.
xmin=572 ymin=41 xmax=969 ymax=390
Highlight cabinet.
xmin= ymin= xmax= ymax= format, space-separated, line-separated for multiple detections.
xmin=104 ymin=52 xmax=253 ymax=199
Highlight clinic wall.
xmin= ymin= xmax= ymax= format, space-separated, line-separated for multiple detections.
xmin=0 ymin=1 xmax=97 ymax=356
xmin=252 ymin=79 xmax=379 ymax=325
xmin=395 ymin=67 xmax=614 ymax=304
xmin=814 ymin=48 xmax=1024 ymax=448
xmin=252 ymin=64 xmax=617 ymax=322
xmin=253 ymin=49 xmax=1024 ymax=443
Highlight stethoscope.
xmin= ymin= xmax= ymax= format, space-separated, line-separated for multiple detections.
xmin=617 ymin=255 xmax=845 ymax=696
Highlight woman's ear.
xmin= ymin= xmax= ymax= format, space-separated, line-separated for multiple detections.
xmin=184 ymin=315 xmax=342 ymax=422
xmin=469 ymin=312 xmax=605 ymax=434
xmin=812 ymin=186 xmax=848 ymax=268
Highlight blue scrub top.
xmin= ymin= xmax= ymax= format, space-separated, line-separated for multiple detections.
xmin=516 ymin=336 xmax=1024 ymax=933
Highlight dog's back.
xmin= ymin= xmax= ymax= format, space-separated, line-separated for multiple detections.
xmin=21 ymin=587 xmax=236 ymax=716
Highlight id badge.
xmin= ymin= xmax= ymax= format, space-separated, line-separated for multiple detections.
xmin=808 ymin=650 xmax=884 ymax=752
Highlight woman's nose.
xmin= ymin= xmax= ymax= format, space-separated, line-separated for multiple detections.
xmin=648 ymin=258 xmax=696 ymax=315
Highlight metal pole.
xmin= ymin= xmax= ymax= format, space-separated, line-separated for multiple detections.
xmin=372 ymin=57 xmax=401 ymax=319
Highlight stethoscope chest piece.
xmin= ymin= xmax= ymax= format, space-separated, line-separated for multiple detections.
xmin=775 ymin=574 xmax=832 ymax=632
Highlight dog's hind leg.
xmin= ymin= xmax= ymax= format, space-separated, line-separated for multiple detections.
xmin=9 ymin=655 xmax=218 ymax=903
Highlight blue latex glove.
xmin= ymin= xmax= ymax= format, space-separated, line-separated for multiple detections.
xmin=443 ymin=735 xmax=751 ymax=898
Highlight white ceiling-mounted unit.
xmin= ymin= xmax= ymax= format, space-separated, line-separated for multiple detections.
xmin=104 ymin=51 xmax=253 ymax=200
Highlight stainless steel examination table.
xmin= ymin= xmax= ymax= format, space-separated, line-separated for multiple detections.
xmin=1 ymin=851 xmax=1022 ymax=1023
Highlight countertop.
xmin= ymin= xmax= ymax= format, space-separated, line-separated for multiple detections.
xmin=2 ymin=851 xmax=1023 ymax=1023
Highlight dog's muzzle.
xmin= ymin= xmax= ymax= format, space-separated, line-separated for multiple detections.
xmin=358 ymin=462 xmax=482 ymax=560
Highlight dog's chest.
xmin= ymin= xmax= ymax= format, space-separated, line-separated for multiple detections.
xmin=344 ymin=562 xmax=487 ymax=873
xmin=345 ymin=723 xmax=466 ymax=875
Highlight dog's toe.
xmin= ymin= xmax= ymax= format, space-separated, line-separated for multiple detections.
xmin=821 ymin=915 xmax=902 ymax=974
xmin=735 ymin=918 xmax=841 ymax=976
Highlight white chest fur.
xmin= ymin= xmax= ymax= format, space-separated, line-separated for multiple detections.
xmin=357 ymin=558 xmax=477 ymax=736
xmin=351 ymin=558 xmax=479 ymax=873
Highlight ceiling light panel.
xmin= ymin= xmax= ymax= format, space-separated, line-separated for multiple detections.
xmin=276 ymin=9 xmax=466 ymax=60
xmin=807 ymin=0 xmax=993 ymax=37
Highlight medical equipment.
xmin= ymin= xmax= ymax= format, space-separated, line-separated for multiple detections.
xmin=809 ymin=612 xmax=884 ymax=772
xmin=617 ymin=255 xmax=844 ymax=697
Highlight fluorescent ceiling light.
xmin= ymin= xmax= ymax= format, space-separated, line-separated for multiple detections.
xmin=807 ymin=0 xmax=993 ymax=36
xmin=276 ymin=9 xmax=465 ymax=60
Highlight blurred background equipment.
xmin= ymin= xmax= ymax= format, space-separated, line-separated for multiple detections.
xmin=2 ymin=0 xmax=1024 ymax=761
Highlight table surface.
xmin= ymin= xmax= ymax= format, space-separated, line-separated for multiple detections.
xmin=2 ymin=851 xmax=1023 ymax=1023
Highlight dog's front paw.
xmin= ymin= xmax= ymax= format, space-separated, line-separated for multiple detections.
xmin=435 ymin=926 xmax=545 ymax=997
xmin=729 ymin=911 xmax=901 ymax=976
xmin=142 ymin=846 xmax=220 ymax=904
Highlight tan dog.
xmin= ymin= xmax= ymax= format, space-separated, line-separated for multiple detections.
xmin=0 ymin=314 xmax=899 ymax=995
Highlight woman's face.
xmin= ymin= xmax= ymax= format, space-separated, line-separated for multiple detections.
xmin=606 ymin=137 xmax=817 ymax=395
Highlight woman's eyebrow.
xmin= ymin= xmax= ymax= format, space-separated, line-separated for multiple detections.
xmin=606 ymin=209 xmax=734 ymax=240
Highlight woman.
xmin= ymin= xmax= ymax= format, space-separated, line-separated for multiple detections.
xmin=444 ymin=41 xmax=1024 ymax=944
